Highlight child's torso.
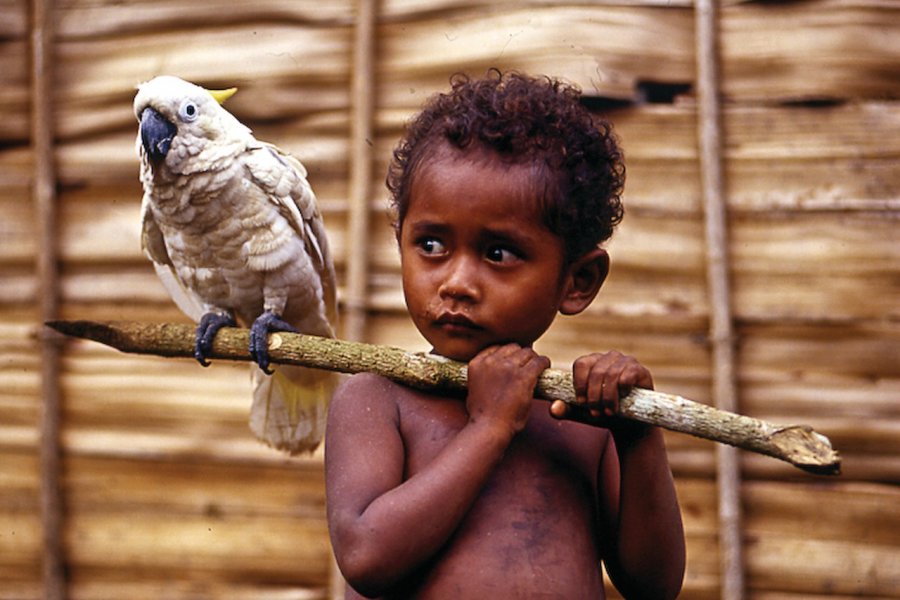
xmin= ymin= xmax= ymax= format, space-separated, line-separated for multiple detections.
xmin=371 ymin=388 xmax=610 ymax=599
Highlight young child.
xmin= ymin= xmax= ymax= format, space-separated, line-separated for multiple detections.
xmin=325 ymin=71 xmax=685 ymax=599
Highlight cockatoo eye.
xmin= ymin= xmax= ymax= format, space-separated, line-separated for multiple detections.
xmin=178 ymin=100 xmax=199 ymax=122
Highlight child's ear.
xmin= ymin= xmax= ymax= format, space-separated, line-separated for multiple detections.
xmin=559 ymin=248 xmax=609 ymax=316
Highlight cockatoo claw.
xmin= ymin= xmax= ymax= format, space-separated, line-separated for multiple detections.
xmin=250 ymin=311 xmax=299 ymax=375
xmin=195 ymin=312 xmax=236 ymax=366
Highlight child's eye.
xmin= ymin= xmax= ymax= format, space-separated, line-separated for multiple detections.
xmin=417 ymin=237 xmax=446 ymax=255
xmin=485 ymin=246 xmax=521 ymax=264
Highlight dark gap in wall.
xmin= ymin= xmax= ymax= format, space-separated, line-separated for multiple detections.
xmin=579 ymin=96 xmax=634 ymax=113
xmin=744 ymin=0 xmax=819 ymax=7
xmin=635 ymin=80 xmax=693 ymax=105
xmin=779 ymin=97 xmax=847 ymax=108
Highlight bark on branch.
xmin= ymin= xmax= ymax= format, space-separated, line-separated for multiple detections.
xmin=46 ymin=320 xmax=840 ymax=475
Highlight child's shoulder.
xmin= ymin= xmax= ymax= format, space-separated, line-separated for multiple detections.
xmin=333 ymin=371 xmax=462 ymax=405
xmin=327 ymin=373 xmax=404 ymax=439
xmin=332 ymin=372 xmax=404 ymax=409
xmin=330 ymin=371 xmax=436 ymax=417
xmin=335 ymin=371 xmax=402 ymax=395
xmin=329 ymin=371 xmax=466 ymax=431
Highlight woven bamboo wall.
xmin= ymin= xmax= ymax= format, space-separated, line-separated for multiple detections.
xmin=1 ymin=0 xmax=898 ymax=598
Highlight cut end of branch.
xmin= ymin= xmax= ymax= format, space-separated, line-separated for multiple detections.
xmin=45 ymin=320 xmax=200 ymax=358
xmin=46 ymin=320 xmax=122 ymax=347
xmin=769 ymin=425 xmax=842 ymax=476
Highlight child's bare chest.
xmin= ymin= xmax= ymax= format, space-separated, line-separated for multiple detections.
xmin=392 ymin=392 xmax=608 ymax=597
xmin=397 ymin=391 xmax=604 ymax=476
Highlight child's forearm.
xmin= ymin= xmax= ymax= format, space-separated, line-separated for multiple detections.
xmin=608 ymin=426 xmax=686 ymax=599
xmin=332 ymin=419 xmax=512 ymax=595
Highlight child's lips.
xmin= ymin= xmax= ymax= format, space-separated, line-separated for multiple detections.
xmin=434 ymin=312 xmax=483 ymax=334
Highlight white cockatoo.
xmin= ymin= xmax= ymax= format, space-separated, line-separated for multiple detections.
xmin=134 ymin=75 xmax=338 ymax=454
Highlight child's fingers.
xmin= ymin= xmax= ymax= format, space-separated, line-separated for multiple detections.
xmin=613 ymin=356 xmax=654 ymax=392
xmin=561 ymin=352 xmax=655 ymax=429
xmin=587 ymin=364 xmax=614 ymax=416
xmin=571 ymin=357 xmax=592 ymax=403
xmin=470 ymin=344 xmax=502 ymax=363
xmin=471 ymin=343 xmax=524 ymax=367
xmin=495 ymin=344 xmax=550 ymax=370
xmin=549 ymin=399 xmax=568 ymax=419
xmin=549 ymin=399 xmax=597 ymax=424
xmin=574 ymin=353 xmax=614 ymax=400
xmin=532 ymin=353 xmax=552 ymax=371
xmin=600 ymin=354 xmax=646 ymax=413
xmin=601 ymin=356 xmax=655 ymax=418
xmin=590 ymin=352 xmax=626 ymax=415
xmin=572 ymin=353 xmax=611 ymax=417
xmin=472 ymin=344 xmax=550 ymax=384
xmin=574 ymin=351 xmax=654 ymax=416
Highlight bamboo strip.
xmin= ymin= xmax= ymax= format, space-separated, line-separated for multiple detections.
xmin=46 ymin=320 xmax=841 ymax=475
xmin=343 ymin=0 xmax=377 ymax=343
xmin=696 ymin=1 xmax=745 ymax=598
xmin=333 ymin=1 xmax=378 ymax=595
xmin=31 ymin=0 xmax=65 ymax=600
xmin=31 ymin=0 xmax=66 ymax=598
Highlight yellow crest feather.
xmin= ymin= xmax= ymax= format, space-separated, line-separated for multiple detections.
xmin=207 ymin=87 xmax=237 ymax=104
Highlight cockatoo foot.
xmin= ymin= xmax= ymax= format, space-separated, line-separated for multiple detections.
xmin=195 ymin=312 xmax=236 ymax=366
xmin=250 ymin=311 xmax=299 ymax=375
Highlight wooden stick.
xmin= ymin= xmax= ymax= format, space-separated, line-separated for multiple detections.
xmin=47 ymin=320 xmax=841 ymax=475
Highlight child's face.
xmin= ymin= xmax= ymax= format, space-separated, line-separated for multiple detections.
xmin=399 ymin=147 xmax=570 ymax=362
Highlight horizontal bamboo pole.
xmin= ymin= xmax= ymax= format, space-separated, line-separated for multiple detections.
xmin=46 ymin=320 xmax=841 ymax=475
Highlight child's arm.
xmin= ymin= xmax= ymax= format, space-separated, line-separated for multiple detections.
xmin=325 ymin=344 xmax=549 ymax=597
xmin=551 ymin=351 xmax=686 ymax=599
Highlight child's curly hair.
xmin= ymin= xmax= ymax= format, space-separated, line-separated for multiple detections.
xmin=386 ymin=70 xmax=625 ymax=260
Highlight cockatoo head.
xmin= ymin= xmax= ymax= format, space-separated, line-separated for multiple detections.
xmin=134 ymin=75 xmax=247 ymax=169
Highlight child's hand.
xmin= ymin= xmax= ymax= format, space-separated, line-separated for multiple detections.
xmin=550 ymin=351 xmax=653 ymax=429
xmin=466 ymin=344 xmax=550 ymax=438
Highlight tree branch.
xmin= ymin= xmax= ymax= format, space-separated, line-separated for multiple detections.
xmin=46 ymin=320 xmax=840 ymax=475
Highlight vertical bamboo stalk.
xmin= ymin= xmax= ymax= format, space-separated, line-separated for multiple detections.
xmin=695 ymin=1 xmax=745 ymax=599
xmin=343 ymin=0 xmax=377 ymax=343
xmin=31 ymin=0 xmax=66 ymax=598
xmin=332 ymin=4 xmax=378 ymax=596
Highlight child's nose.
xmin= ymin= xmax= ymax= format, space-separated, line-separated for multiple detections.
xmin=438 ymin=255 xmax=480 ymax=302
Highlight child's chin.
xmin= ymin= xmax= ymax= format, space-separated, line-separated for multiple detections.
xmin=427 ymin=341 xmax=484 ymax=363
xmin=429 ymin=348 xmax=479 ymax=363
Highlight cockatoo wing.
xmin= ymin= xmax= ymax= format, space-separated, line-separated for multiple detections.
xmin=140 ymin=197 xmax=206 ymax=322
xmin=244 ymin=141 xmax=338 ymax=327
xmin=241 ymin=140 xmax=338 ymax=454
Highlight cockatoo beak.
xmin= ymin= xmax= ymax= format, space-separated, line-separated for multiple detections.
xmin=208 ymin=87 xmax=237 ymax=104
xmin=140 ymin=106 xmax=177 ymax=164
